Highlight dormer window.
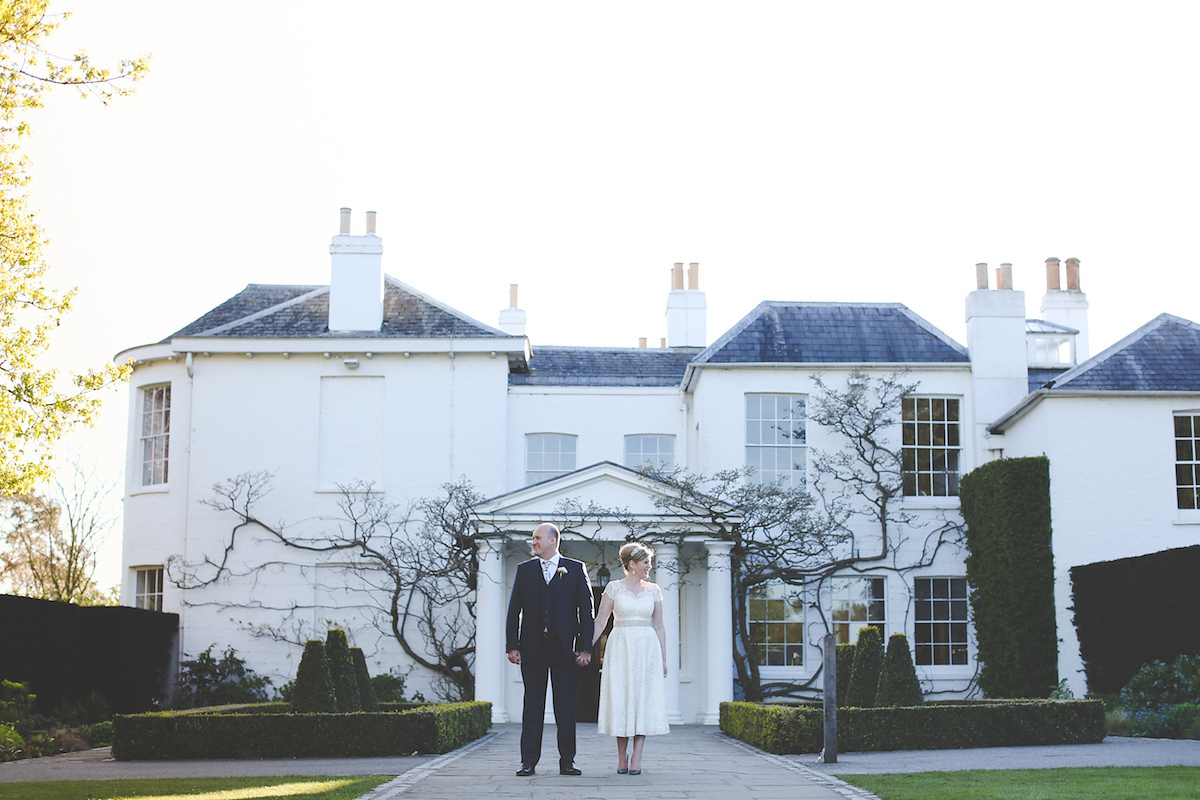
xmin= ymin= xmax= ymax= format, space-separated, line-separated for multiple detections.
xmin=1026 ymin=320 xmax=1078 ymax=367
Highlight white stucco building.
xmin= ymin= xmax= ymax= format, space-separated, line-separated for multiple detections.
xmin=117 ymin=211 xmax=1200 ymax=717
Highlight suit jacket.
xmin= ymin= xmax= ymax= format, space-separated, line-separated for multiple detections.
xmin=506 ymin=556 xmax=595 ymax=657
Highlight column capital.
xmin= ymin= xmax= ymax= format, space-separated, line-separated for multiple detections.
xmin=475 ymin=537 xmax=506 ymax=557
xmin=702 ymin=539 xmax=734 ymax=556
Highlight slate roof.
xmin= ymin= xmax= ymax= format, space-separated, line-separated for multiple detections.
xmin=693 ymin=302 xmax=969 ymax=364
xmin=166 ymin=276 xmax=512 ymax=341
xmin=1045 ymin=314 xmax=1200 ymax=391
xmin=510 ymin=346 xmax=702 ymax=386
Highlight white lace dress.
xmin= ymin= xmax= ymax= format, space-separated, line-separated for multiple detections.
xmin=596 ymin=580 xmax=670 ymax=737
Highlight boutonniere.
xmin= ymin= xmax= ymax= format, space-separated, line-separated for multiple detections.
xmin=555 ymin=566 xmax=568 ymax=580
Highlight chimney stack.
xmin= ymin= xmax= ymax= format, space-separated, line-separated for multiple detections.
xmin=498 ymin=283 xmax=527 ymax=336
xmin=639 ymin=337 xmax=648 ymax=348
xmin=1045 ymin=257 xmax=1061 ymax=290
xmin=329 ymin=207 xmax=384 ymax=332
xmin=965 ymin=259 xmax=1028 ymax=465
xmin=665 ymin=260 xmax=707 ymax=347
xmin=1041 ymin=256 xmax=1089 ymax=360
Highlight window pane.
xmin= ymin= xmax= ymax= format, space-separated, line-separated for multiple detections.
xmin=902 ymin=396 xmax=961 ymax=497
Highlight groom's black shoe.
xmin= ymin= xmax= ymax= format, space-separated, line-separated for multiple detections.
xmin=559 ymin=764 xmax=582 ymax=776
xmin=516 ymin=765 xmax=536 ymax=776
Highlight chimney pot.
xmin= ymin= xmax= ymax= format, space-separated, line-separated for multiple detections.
xmin=660 ymin=337 xmax=666 ymax=348
xmin=671 ymin=262 xmax=684 ymax=291
xmin=997 ymin=263 xmax=1014 ymax=290
xmin=975 ymin=262 xmax=989 ymax=290
xmin=509 ymin=284 xmax=519 ymax=308
xmin=1045 ymin=257 xmax=1060 ymax=290
xmin=638 ymin=337 xmax=648 ymax=348
xmin=1065 ymin=257 xmax=1081 ymax=290
xmin=339 ymin=207 xmax=351 ymax=235
xmin=365 ymin=210 xmax=377 ymax=235
xmin=687 ymin=262 xmax=699 ymax=290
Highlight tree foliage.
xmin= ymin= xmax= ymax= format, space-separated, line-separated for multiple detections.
xmin=0 ymin=456 xmax=118 ymax=603
xmin=0 ymin=2 xmax=147 ymax=495
xmin=291 ymin=639 xmax=336 ymax=713
xmin=325 ymin=628 xmax=361 ymax=713
xmin=876 ymin=632 xmax=924 ymax=707
xmin=844 ymin=625 xmax=883 ymax=708
xmin=171 ymin=645 xmax=273 ymax=709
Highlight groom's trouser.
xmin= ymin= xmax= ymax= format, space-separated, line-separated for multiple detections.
xmin=519 ymin=634 xmax=581 ymax=768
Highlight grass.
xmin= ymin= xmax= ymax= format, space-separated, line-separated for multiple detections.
xmin=0 ymin=775 xmax=391 ymax=800
xmin=843 ymin=766 xmax=1200 ymax=800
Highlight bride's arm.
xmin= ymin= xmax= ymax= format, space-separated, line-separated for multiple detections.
xmin=651 ymin=587 xmax=668 ymax=676
xmin=592 ymin=593 xmax=614 ymax=647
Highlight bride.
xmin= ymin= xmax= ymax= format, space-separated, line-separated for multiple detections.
xmin=591 ymin=541 xmax=669 ymax=775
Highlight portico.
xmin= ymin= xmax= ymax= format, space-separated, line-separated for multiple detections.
xmin=471 ymin=462 xmax=737 ymax=725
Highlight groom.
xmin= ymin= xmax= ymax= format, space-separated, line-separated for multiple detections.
xmin=506 ymin=522 xmax=595 ymax=776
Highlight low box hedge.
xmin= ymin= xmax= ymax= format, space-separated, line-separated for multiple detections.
xmin=112 ymin=701 xmax=490 ymax=760
xmin=721 ymin=699 xmax=1105 ymax=754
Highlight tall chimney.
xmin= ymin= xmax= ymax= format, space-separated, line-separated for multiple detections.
xmin=1041 ymin=256 xmax=1089 ymax=361
xmin=665 ymin=261 xmax=707 ymax=347
xmin=1045 ymin=257 xmax=1060 ymax=290
xmin=996 ymin=263 xmax=1014 ymax=290
xmin=329 ymin=208 xmax=384 ymax=332
xmin=498 ymin=283 xmax=527 ymax=336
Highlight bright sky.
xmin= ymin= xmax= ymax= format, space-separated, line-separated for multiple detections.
xmin=24 ymin=1 xmax=1200 ymax=587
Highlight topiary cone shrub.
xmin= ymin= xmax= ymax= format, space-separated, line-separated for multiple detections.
xmin=844 ymin=626 xmax=883 ymax=708
xmin=350 ymin=647 xmax=377 ymax=712
xmin=876 ymin=633 xmax=924 ymax=707
xmin=326 ymin=628 xmax=362 ymax=713
xmin=836 ymin=643 xmax=857 ymax=706
xmin=292 ymin=639 xmax=337 ymax=713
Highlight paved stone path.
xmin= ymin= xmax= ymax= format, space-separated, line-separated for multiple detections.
xmin=362 ymin=723 xmax=875 ymax=800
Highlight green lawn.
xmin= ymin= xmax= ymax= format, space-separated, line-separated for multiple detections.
xmin=844 ymin=766 xmax=1200 ymax=800
xmin=0 ymin=775 xmax=391 ymax=800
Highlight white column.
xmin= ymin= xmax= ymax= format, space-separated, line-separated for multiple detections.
xmin=655 ymin=541 xmax=684 ymax=724
xmin=474 ymin=537 xmax=509 ymax=723
xmin=699 ymin=539 xmax=734 ymax=724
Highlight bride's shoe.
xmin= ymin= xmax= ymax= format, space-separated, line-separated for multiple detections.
xmin=616 ymin=767 xmax=628 ymax=774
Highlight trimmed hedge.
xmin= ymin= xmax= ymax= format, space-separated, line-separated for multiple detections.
xmin=112 ymin=701 xmax=491 ymax=760
xmin=960 ymin=456 xmax=1058 ymax=697
xmin=720 ymin=699 xmax=1104 ymax=754
xmin=0 ymin=594 xmax=177 ymax=714
xmin=1071 ymin=545 xmax=1200 ymax=695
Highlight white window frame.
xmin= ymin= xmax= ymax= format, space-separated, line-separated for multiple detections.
xmin=913 ymin=576 xmax=969 ymax=666
xmin=902 ymin=396 xmax=961 ymax=497
xmin=1175 ymin=413 xmax=1200 ymax=511
xmin=140 ymin=384 xmax=171 ymax=486
xmin=625 ymin=434 xmax=675 ymax=472
xmin=525 ymin=433 xmax=577 ymax=484
xmin=135 ymin=566 xmax=164 ymax=611
xmin=746 ymin=394 xmax=806 ymax=487
xmin=746 ymin=580 xmax=805 ymax=670
xmin=831 ymin=576 xmax=885 ymax=646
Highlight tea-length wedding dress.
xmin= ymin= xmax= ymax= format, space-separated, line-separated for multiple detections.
xmin=596 ymin=580 xmax=669 ymax=736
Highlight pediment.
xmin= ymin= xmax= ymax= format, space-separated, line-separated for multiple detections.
xmin=471 ymin=461 xmax=729 ymax=538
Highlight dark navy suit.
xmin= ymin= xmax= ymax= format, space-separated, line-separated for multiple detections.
xmin=506 ymin=556 xmax=595 ymax=769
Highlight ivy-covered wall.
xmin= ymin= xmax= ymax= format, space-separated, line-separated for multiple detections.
xmin=1071 ymin=544 xmax=1200 ymax=695
xmin=960 ymin=456 xmax=1058 ymax=698
xmin=0 ymin=594 xmax=178 ymax=713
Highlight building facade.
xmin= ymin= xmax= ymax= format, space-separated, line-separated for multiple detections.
xmin=117 ymin=211 xmax=1199 ymax=717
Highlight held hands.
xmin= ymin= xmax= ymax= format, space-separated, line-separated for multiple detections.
xmin=507 ymin=649 xmax=521 ymax=665
xmin=575 ymin=651 xmax=592 ymax=667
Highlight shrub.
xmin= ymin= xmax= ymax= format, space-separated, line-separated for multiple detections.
xmin=721 ymin=698 xmax=1104 ymax=753
xmin=53 ymin=728 xmax=90 ymax=753
xmin=1119 ymin=654 xmax=1200 ymax=711
xmin=81 ymin=720 xmax=114 ymax=746
xmin=172 ymin=645 xmax=274 ymax=709
xmin=1105 ymin=707 xmax=1131 ymax=736
xmin=0 ymin=723 xmax=22 ymax=762
xmin=960 ymin=456 xmax=1058 ymax=698
xmin=351 ymin=648 xmax=377 ymax=712
xmin=844 ymin=627 xmax=883 ymax=708
xmin=0 ymin=680 xmax=35 ymax=726
xmin=325 ymin=629 xmax=362 ymax=713
xmin=372 ymin=669 xmax=421 ymax=703
xmin=55 ymin=691 xmax=110 ymax=725
xmin=291 ymin=639 xmax=337 ymax=712
xmin=876 ymin=633 xmax=924 ymax=707
xmin=1128 ymin=703 xmax=1200 ymax=739
xmin=835 ymin=643 xmax=856 ymax=705
xmin=112 ymin=702 xmax=491 ymax=759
